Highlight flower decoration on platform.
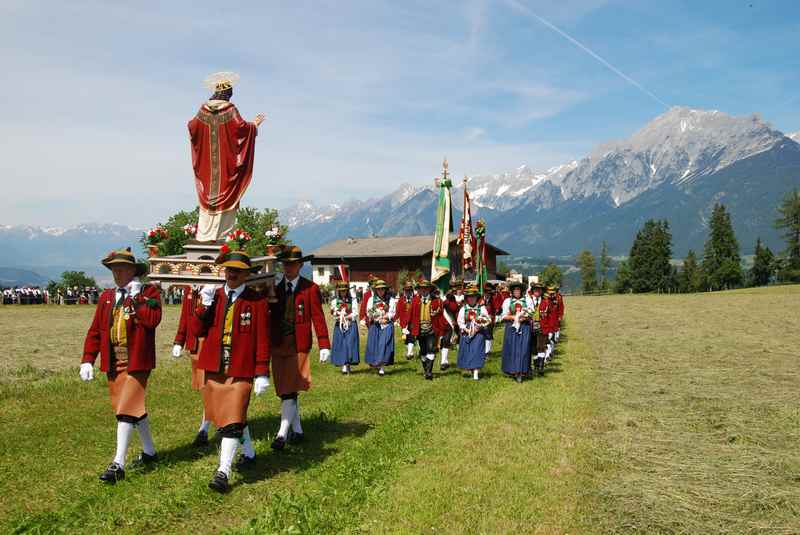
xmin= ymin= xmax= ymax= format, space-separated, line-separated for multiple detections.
xmin=225 ymin=228 xmax=252 ymax=251
xmin=182 ymin=223 xmax=198 ymax=238
xmin=264 ymin=226 xmax=283 ymax=245
xmin=144 ymin=225 xmax=168 ymax=246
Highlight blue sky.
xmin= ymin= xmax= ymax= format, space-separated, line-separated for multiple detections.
xmin=1 ymin=0 xmax=798 ymax=228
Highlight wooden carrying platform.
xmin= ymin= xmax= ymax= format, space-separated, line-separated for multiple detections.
xmin=147 ymin=242 xmax=278 ymax=297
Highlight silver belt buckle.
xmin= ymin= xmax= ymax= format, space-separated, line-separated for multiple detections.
xmin=223 ymin=347 xmax=232 ymax=366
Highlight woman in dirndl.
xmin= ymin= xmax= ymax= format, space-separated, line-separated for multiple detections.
xmin=501 ymin=281 xmax=532 ymax=383
xmin=330 ymin=281 xmax=360 ymax=374
xmin=362 ymin=279 xmax=396 ymax=376
xmin=457 ymin=284 xmax=492 ymax=380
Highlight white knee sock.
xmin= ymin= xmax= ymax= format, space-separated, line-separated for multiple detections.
xmin=241 ymin=425 xmax=256 ymax=458
xmin=473 ymin=369 xmax=480 ymax=380
xmin=441 ymin=348 xmax=450 ymax=364
xmin=425 ymin=353 xmax=435 ymax=361
xmin=218 ymin=437 xmax=239 ymax=476
xmin=406 ymin=342 xmax=414 ymax=356
xmin=113 ymin=421 xmax=134 ymax=467
xmin=291 ymin=399 xmax=303 ymax=434
xmin=199 ymin=411 xmax=211 ymax=433
xmin=278 ymin=399 xmax=296 ymax=439
xmin=485 ymin=339 xmax=492 ymax=354
xmin=538 ymin=352 xmax=546 ymax=361
xmin=136 ymin=417 xmax=156 ymax=456
xmin=341 ymin=364 xmax=348 ymax=373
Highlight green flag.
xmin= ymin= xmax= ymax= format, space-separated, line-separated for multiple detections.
xmin=431 ymin=161 xmax=453 ymax=293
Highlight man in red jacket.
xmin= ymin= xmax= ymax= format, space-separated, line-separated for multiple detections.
xmin=270 ymin=246 xmax=330 ymax=451
xmin=555 ymin=286 xmax=565 ymax=343
xmin=193 ymin=250 xmax=271 ymax=493
xmin=408 ymin=279 xmax=445 ymax=380
xmin=543 ymin=286 xmax=558 ymax=361
xmin=172 ymin=285 xmax=211 ymax=446
xmin=81 ymin=248 xmax=162 ymax=484
xmin=396 ymin=280 xmax=416 ymax=359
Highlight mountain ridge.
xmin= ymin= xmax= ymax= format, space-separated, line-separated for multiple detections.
xmin=285 ymin=107 xmax=800 ymax=256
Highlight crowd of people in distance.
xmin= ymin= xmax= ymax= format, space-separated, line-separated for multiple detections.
xmin=1 ymin=286 xmax=102 ymax=305
xmin=325 ymin=275 xmax=565 ymax=383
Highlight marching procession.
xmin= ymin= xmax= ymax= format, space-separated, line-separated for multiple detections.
xmin=75 ymin=72 xmax=566 ymax=494
xmin=79 ymin=245 xmax=565 ymax=492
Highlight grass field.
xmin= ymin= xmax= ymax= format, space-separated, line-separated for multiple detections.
xmin=0 ymin=286 xmax=798 ymax=534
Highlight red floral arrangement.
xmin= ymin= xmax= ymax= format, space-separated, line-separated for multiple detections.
xmin=224 ymin=228 xmax=252 ymax=251
xmin=144 ymin=225 xmax=168 ymax=246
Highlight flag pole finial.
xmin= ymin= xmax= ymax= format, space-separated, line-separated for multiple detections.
xmin=442 ymin=157 xmax=449 ymax=181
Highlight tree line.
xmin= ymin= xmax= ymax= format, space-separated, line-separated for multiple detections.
xmin=576 ymin=188 xmax=800 ymax=294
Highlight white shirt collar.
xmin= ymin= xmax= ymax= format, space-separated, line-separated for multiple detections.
xmin=223 ymin=283 xmax=246 ymax=302
xmin=285 ymin=275 xmax=300 ymax=290
xmin=115 ymin=281 xmax=136 ymax=295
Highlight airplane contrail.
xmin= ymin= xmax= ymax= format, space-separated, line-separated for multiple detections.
xmin=505 ymin=0 xmax=670 ymax=109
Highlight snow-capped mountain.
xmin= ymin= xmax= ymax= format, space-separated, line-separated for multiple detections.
xmin=0 ymin=223 xmax=143 ymax=282
xmin=557 ymin=107 xmax=789 ymax=206
xmin=289 ymin=107 xmax=800 ymax=256
xmin=281 ymin=200 xmax=345 ymax=228
xmin=5 ymin=108 xmax=799 ymax=267
xmin=281 ymin=184 xmax=429 ymax=229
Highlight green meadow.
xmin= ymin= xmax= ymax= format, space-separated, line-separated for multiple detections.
xmin=1 ymin=285 xmax=798 ymax=534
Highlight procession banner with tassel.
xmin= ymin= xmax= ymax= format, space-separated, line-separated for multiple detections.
xmin=458 ymin=175 xmax=476 ymax=273
xmin=431 ymin=160 xmax=453 ymax=293
xmin=475 ymin=219 xmax=489 ymax=295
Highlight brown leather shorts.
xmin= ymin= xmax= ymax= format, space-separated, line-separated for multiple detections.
xmin=107 ymin=348 xmax=150 ymax=419
xmin=202 ymin=369 xmax=253 ymax=428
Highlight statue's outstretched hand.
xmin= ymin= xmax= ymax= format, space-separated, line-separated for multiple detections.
xmin=254 ymin=113 xmax=266 ymax=127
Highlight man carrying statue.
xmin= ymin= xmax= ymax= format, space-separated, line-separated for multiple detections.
xmin=188 ymin=72 xmax=266 ymax=242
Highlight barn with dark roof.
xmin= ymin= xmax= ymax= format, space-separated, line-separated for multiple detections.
xmin=309 ymin=235 xmax=508 ymax=288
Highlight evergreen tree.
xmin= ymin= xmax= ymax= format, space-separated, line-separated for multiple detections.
xmin=701 ymin=203 xmax=743 ymax=290
xmin=577 ymin=249 xmax=598 ymax=293
xmin=599 ymin=240 xmax=612 ymax=290
xmin=774 ymin=188 xmax=800 ymax=282
xmin=628 ymin=219 xmax=673 ymax=293
xmin=748 ymin=238 xmax=774 ymax=287
xmin=679 ymin=250 xmax=702 ymax=293
xmin=540 ymin=262 xmax=563 ymax=287
xmin=614 ymin=260 xmax=632 ymax=293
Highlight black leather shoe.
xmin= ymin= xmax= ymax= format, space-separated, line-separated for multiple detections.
xmin=271 ymin=436 xmax=286 ymax=451
xmin=423 ymin=359 xmax=433 ymax=379
xmin=99 ymin=462 xmax=125 ymax=484
xmin=288 ymin=431 xmax=305 ymax=445
xmin=130 ymin=452 xmax=158 ymax=468
xmin=233 ymin=454 xmax=256 ymax=471
xmin=208 ymin=470 xmax=229 ymax=493
xmin=440 ymin=362 xmax=450 ymax=371
xmin=192 ymin=430 xmax=209 ymax=447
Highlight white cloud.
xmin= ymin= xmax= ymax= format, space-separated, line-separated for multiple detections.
xmin=0 ymin=1 xmax=606 ymax=226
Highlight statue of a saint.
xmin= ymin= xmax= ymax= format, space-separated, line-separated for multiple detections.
xmin=188 ymin=72 xmax=265 ymax=242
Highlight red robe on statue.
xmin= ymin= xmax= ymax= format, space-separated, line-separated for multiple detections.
xmin=188 ymin=101 xmax=258 ymax=240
